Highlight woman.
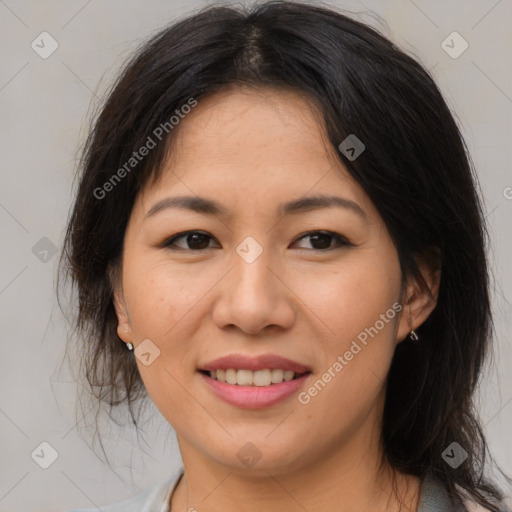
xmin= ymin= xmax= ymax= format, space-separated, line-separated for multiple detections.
xmin=61 ymin=2 xmax=511 ymax=511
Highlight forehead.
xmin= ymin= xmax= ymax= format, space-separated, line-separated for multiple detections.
xmin=135 ymin=86 xmax=376 ymax=222
xmin=174 ymin=87 xmax=332 ymax=163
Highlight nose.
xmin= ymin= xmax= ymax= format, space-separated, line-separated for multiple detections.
xmin=211 ymin=248 xmax=296 ymax=335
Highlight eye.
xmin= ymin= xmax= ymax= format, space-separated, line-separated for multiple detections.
xmin=292 ymin=231 xmax=351 ymax=251
xmin=161 ymin=230 xmax=351 ymax=252
xmin=162 ymin=231 xmax=219 ymax=251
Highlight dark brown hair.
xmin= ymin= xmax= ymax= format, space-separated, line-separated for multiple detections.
xmin=59 ymin=2 xmax=510 ymax=510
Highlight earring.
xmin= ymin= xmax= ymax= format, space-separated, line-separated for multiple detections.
xmin=409 ymin=329 xmax=419 ymax=341
xmin=126 ymin=342 xmax=134 ymax=351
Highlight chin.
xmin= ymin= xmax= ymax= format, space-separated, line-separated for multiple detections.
xmin=202 ymin=436 xmax=309 ymax=475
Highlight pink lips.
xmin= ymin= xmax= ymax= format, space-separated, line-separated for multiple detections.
xmin=199 ymin=372 xmax=311 ymax=409
xmin=200 ymin=353 xmax=311 ymax=373
xmin=198 ymin=353 xmax=312 ymax=409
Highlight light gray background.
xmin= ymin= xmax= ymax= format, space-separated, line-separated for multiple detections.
xmin=0 ymin=1 xmax=511 ymax=511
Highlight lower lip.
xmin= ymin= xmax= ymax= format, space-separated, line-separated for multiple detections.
xmin=199 ymin=372 xmax=311 ymax=409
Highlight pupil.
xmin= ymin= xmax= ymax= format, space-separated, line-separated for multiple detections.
xmin=188 ymin=233 xmax=210 ymax=250
xmin=310 ymin=233 xmax=331 ymax=249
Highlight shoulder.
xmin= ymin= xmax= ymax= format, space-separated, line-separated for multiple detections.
xmin=464 ymin=499 xmax=512 ymax=512
xmin=417 ymin=472 xmax=461 ymax=512
xmin=64 ymin=467 xmax=184 ymax=512
xmin=418 ymin=473 xmax=511 ymax=512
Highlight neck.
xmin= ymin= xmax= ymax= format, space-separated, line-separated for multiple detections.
xmin=170 ymin=421 xmax=421 ymax=512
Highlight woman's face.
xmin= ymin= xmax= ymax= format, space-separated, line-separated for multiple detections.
xmin=114 ymin=87 xmax=416 ymax=475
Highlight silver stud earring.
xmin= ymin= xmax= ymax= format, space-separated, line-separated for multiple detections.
xmin=409 ymin=329 xmax=419 ymax=341
xmin=126 ymin=342 xmax=134 ymax=351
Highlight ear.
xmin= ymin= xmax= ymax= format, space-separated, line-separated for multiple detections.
xmin=109 ymin=265 xmax=133 ymax=343
xmin=396 ymin=250 xmax=441 ymax=343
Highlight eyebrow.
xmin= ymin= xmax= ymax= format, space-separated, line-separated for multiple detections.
xmin=145 ymin=194 xmax=366 ymax=219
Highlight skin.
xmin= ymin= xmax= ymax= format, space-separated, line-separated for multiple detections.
xmin=113 ymin=86 xmax=440 ymax=512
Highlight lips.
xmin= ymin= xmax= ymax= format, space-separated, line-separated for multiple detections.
xmin=197 ymin=353 xmax=312 ymax=409
xmin=199 ymin=371 xmax=311 ymax=409
xmin=199 ymin=353 xmax=312 ymax=374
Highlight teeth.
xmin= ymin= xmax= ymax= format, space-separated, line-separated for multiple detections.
xmin=225 ymin=369 xmax=237 ymax=385
xmin=253 ymin=369 xmax=271 ymax=386
xmin=206 ymin=368 xmax=300 ymax=386
xmin=271 ymin=369 xmax=284 ymax=383
xmin=237 ymin=369 xmax=253 ymax=386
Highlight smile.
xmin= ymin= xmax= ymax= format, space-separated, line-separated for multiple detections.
xmin=198 ymin=370 xmax=312 ymax=409
xmin=200 ymin=368 xmax=308 ymax=386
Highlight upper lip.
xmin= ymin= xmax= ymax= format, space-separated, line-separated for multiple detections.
xmin=199 ymin=353 xmax=311 ymax=373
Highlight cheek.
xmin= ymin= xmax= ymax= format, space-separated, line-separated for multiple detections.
xmin=123 ymin=258 xmax=216 ymax=340
xmin=121 ymin=260 xmax=213 ymax=414
xmin=295 ymin=256 xmax=400 ymax=343
xmin=293 ymin=248 xmax=402 ymax=396
xmin=291 ymin=263 xmax=400 ymax=439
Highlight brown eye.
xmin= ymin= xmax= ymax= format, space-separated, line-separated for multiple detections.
xmin=161 ymin=230 xmax=351 ymax=252
xmin=292 ymin=231 xmax=351 ymax=251
xmin=163 ymin=231 xmax=218 ymax=250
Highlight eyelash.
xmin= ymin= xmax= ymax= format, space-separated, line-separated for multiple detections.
xmin=161 ymin=230 xmax=352 ymax=252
